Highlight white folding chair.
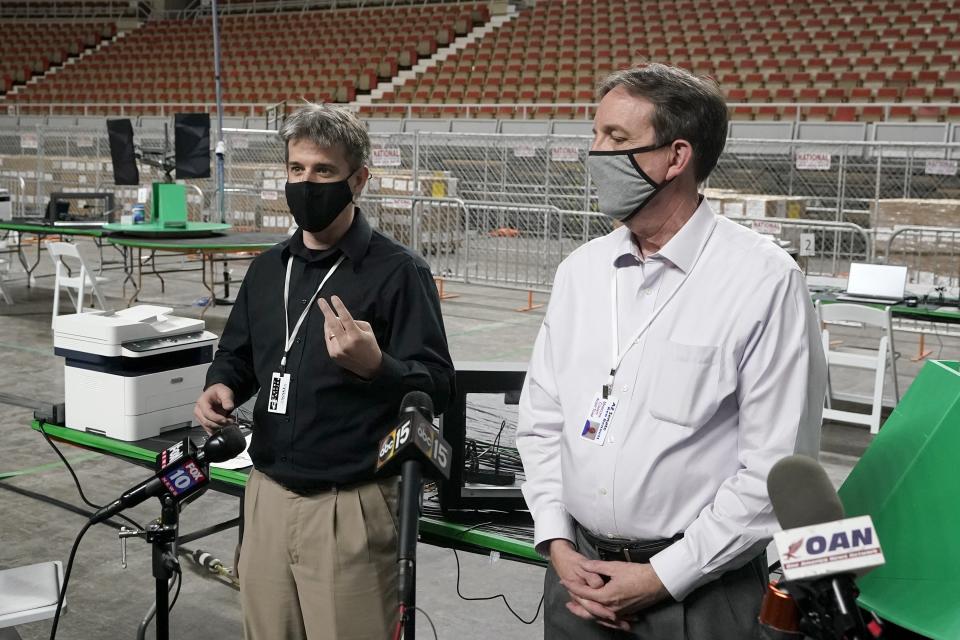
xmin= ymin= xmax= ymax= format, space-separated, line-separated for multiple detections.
xmin=0 ymin=561 xmax=65 ymax=640
xmin=0 ymin=258 xmax=11 ymax=304
xmin=817 ymin=301 xmax=900 ymax=434
xmin=46 ymin=241 xmax=109 ymax=327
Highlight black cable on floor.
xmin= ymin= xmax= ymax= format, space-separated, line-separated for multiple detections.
xmin=37 ymin=420 xmax=143 ymax=531
xmin=452 ymin=549 xmax=544 ymax=625
xmin=0 ymin=479 xmax=128 ymax=530
xmin=414 ymin=606 xmax=439 ymax=640
xmin=48 ymin=519 xmax=94 ymax=640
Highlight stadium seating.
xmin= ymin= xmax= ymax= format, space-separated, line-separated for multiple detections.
xmin=0 ymin=1 xmax=133 ymax=19
xmin=363 ymin=0 xmax=960 ymax=122
xmin=0 ymin=21 xmax=115 ymax=94
xmin=2 ymin=4 xmax=487 ymax=115
xmin=2 ymin=0 xmax=958 ymax=123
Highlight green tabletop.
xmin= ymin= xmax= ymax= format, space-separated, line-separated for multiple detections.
xmin=102 ymin=221 xmax=232 ymax=236
xmin=107 ymin=232 xmax=288 ymax=252
xmin=0 ymin=221 xmax=105 ymax=237
xmin=815 ymin=293 xmax=960 ymax=324
xmin=30 ymin=420 xmax=542 ymax=564
xmin=839 ymin=360 xmax=960 ymax=638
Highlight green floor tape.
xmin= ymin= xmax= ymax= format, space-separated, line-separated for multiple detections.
xmin=0 ymin=453 xmax=101 ymax=480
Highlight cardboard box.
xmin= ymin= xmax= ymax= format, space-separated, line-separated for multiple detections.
xmin=871 ymin=198 xmax=960 ymax=230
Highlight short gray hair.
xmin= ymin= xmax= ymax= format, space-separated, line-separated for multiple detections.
xmin=278 ymin=103 xmax=370 ymax=171
xmin=598 ymin=64 xmax=728 ymax=183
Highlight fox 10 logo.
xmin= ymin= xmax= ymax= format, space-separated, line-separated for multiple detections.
xmin=161 ymin=459 xmax=207 ymax=497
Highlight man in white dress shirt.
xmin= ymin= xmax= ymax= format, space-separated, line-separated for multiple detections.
xmin=516 ymin=63 xmax=827 ymax=639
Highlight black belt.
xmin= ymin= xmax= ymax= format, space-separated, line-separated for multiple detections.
xmin=270 ymin=474 xmax=389 ymax=497
xmin=265 ymin=472 xmax=339 ymax=496
xmin=577 ymin=523 xmax=683 ymax=564
xmin=279 ymin=482 xmax=337 ymax=497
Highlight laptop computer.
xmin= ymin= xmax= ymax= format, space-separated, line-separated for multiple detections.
xmin=46 ymin=198 xmax=110 ymax=227
xmin=835 ymin=262 xmax=908 ymax=305
xmin=45 ymin=192 xmax=116 ymax=227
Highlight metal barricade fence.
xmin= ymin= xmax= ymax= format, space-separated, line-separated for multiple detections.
xmin=358 ymin=194 xmax=467 ymax=281
xmin=3 ymin=126 xmax=959 ymax=294
xmin=358 ymin=196 xmax=606 ymax=291
xmin=221 ymin=128 xmax=287 ymax=230
xmin=460 ymin=200 xmax=562 ymax=289
xmin=725 ymin=216 xmax=872 ymax=278
xmin=713 ymin=139 xmax=960 ymax=228
xmin=884 ymin=226 xmax=960 ymax=295
xmin=0 ymin=126 xmax=213 ymax=220
xmin=412 ymin=132 xmax=594 ymax=212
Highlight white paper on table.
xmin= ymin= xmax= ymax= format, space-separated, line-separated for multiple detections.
xmin=211 ymin=434 xmax=253 ymax=470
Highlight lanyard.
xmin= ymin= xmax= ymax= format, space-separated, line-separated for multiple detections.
xmin=604 ymin=220 xmax=717 ymax=398
xmin=280 ymin=254 xmax=345 ymax=372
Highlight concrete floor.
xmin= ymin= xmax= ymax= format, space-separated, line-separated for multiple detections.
xmin=0 ymin=237 xmax=955 ymax=639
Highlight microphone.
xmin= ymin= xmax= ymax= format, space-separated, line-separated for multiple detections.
xmin=375 ymin=391 xmax=451 ymax=480
xmin=763 ymin=455 xmax=885 ymax=640
xmin=90 ymin=425 xmax=246 ymax=525
xmin=375 ymin=391 xmax=450 ymax=640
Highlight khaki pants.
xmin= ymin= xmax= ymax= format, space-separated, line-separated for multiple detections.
xmin=238 ymin=469 xmax=400 ymax=640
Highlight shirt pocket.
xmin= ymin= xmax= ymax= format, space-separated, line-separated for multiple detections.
xmin=648 ymin=340 xmax=721 ymax=429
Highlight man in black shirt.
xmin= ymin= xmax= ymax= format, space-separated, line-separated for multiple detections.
xmin=194 ymin=104 xmax=455 ymax=640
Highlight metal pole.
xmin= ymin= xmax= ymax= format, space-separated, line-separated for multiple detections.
xmin=211 ymin=0 xmax=226 ymax=224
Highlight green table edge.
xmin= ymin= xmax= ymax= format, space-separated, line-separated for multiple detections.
xmin=106 ymin=236 xmax=278 ymax=252
xmin=30 ymin=420 xmax=543 ymax=564
xmin=31 ymin=420 xmax=250 ymax=485
xmin=102 ymin=222 xmax=232 ymax=233
xmin=0 ymin=222 xmax=104 ymax=237
xmin=816 ymin=295 xmax=960 ymax=322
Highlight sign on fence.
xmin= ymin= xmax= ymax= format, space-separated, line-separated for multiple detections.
xmin=513 ymin=145 xmax=537 ymax=158
xmin=753 ymin=220 xmax=782 ymax=235
xmin=799 ymin=233 xmax=816 ymax=257
xmin=795 ymin=151 xmax=832 ymax=171
xmin=924 ymin=159 xmax=958 ymax=177
xmin=551 ymin=146 xmax=580 ymax=163
xmin=372 ymin=147 xmax=403 ymax=167
xmin=20 ymin=134 xmax=38 ymax=149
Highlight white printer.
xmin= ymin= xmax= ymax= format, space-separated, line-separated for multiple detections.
xmin=53 ymin=305 xmax=218 ymax=441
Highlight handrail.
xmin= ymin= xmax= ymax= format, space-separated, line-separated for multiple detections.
xmin=4 ymin=101 xmax=959 ymax=124
xmin=886 ymin=226 xmax=960 ymax=257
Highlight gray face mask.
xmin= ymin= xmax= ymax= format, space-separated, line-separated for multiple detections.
xmin=587 ymin=142 xmax=671 ymax=221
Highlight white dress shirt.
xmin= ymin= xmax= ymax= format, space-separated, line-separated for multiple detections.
xmin=516 ymin=199 xmax=827 ymax=600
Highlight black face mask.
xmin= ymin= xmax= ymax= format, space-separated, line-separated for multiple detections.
xmin=284 ymin=177 xmax=355 ymax=233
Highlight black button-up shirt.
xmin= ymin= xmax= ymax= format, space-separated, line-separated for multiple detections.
xmin=205 ymin=210 xmax=455 ymax=490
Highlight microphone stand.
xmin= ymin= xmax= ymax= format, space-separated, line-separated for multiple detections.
xmin=123 ymin=495 xmax=180 ymax=640
xmin=398 ymin=459 xmax=422 ymax=639
xmin=153 ymin=496 xmax=179 ymax=640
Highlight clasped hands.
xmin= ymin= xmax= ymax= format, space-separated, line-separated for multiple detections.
xmin=550 ymin=539 xmax=670 ymax=631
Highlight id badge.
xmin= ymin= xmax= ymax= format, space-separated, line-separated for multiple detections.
xmin=267 ymin=371 xmax=291 ymax=414
xmin=580 ymin=392 xmax=618 ymax=445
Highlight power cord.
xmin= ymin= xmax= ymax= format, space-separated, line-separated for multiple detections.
xmin=36 ymin=419 xmax=184 ymax=639
xmin=452 ymin=549 xmax=544 ymax=625
xmin=392 ymin=604 xmax=440 ymax=640
xmin=37 ymin=420 xmax=143 ymax=531
xmin=48 ymin=519 xmax=94 ymax=640
xmin=415 ymin=607 xmax=439 ymax=640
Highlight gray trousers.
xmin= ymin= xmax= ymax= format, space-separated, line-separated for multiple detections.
xmin=544 ymin=528 xmax=768 ymax=640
